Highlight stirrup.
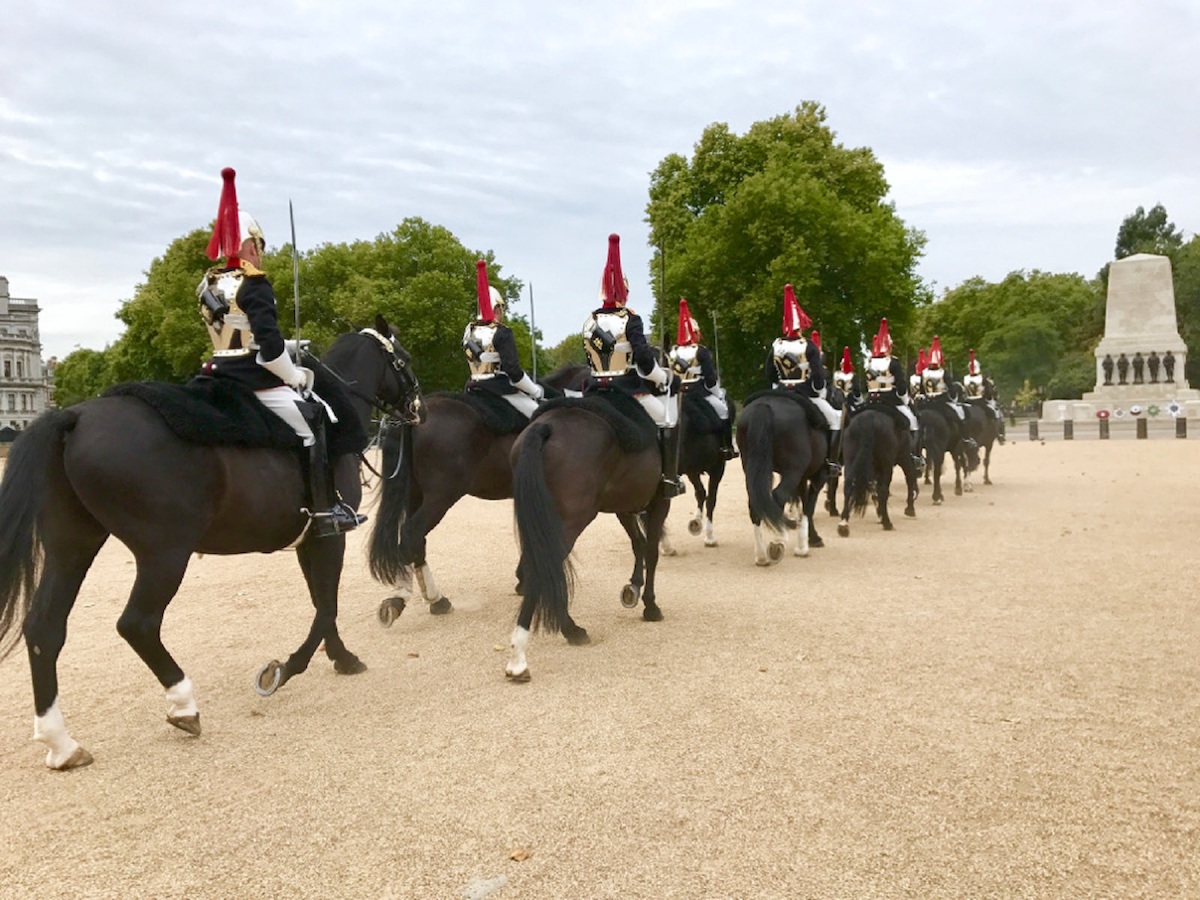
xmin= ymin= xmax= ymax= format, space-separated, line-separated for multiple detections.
xmin=305 ymin=503 xmax=368 ymax=538
xmin=660 ymin=477 xmax=686 ymax=499
xmin=827 ymin=460 xmax=842 ymax=476
xmin=720 ymin=446 xmax=739 ymax=460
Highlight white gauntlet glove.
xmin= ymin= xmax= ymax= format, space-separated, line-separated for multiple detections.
xmin=258 ymin=348 xmax=315 ymax=395
xmin=513 ymin=373 xmax=545 ymax=401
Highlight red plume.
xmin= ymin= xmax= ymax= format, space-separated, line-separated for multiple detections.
xmin=968 ymin=348 xmax=979 ymax=375
xmin=915 ymin=348 xmax=928 ymax=374
xmin=840 ymin=346 xmax=854 ymax=374
xmin=676 ymin=298 xmax=699 ymax=345
xmin=810 ymin=329 xmax=821 ymax=351
xmin=928 ymin=335 xmax=944 ymax=368
xmin=781 ymin=284 xmax=811 ymax=337
xmin=475 ymin=260 xmax=495 ymax=323
xmin=206 ymin=167 xmax=242 ymax=263
xmin=874 ymin=318 xmax=892 ymax=356
xmin=600 ymin=234 xmax=628 ymax=308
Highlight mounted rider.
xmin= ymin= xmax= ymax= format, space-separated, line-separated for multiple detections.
xmin=196 ymin=167 xmax=365 ymax=538
xmin=863 ymin=317 xmax=924 ymax=472
xmin=668 ymin=298 xmax=738 ymax=460
xmin=910 ymin=347 xmax=927 ymax=398
xmin=463 ymin=259 xmax=544 ymax=419
xmin=765 ymin=284 xmax=843 ymax=472
xmin=920 ymin=336 xmax=967 ymax=421
xmin=961 ymin=348 xmax=1007 ymax=443
xmin=582 ymin=234 xmax=685 ymax=498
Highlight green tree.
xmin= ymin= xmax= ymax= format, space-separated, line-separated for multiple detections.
xmin=914 ymin=270 xmax=1104 ymax=400
xmin=645 ymin=102 xmax=926 ymax=399
xmin=51 ymin=348 xmax=113 ymax=407
xmin=1172 ymin=234 xmax=1200 ymax=385
xmin=1115 ymin=204 xmax=1183 ymax=260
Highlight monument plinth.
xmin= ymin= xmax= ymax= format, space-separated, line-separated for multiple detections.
xmin=1042 ymin=253 xmax=1200 ymax=422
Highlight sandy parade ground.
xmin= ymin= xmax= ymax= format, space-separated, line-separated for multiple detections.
xmin=1 ymin=433 xmax=1198 ymax=899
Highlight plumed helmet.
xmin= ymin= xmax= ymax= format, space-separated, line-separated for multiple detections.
xmin=475 ymin=260 xmax=497 ymax=322
xmin=872 ymin=318 xmax=892 ymax=357
xmin=928 ymin=335 xmax=944 ymax=369
xmin=810 ymin=329 xmax=821 ymax=352
xmin=915 ymin=348 xmax=928 ymax=374
xmin=489 ymin=286 xmax=506 ymax=315
xmin=781 ymin=284 xmax=812 ymax=338
xmin=968 ymin=349 xmax=980 ymax=375
xmin=598 ymin=234 xmax=629 ymax=308
xmin=676 ymin=298 xmax=701 ymax=345
xmin=206 ymin=168 xmax=264 ymax=263
xmin=840 ymin=346 xmax=854 ymax=375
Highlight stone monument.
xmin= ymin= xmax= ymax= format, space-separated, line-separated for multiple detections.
xmin=1044 ymin=254 xmax=1200 ymax=421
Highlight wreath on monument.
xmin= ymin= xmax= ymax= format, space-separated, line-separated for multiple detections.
xmin=1130 ymin=404 xmax=1143 ymax=416
xmin=1113 ymin=407 xmax=1126 ymax=419
xmin=1096 ymin=409 xmax=1110 ymax=419
xmin=1167 ymin=401 xmax=1182 ymax=417
xmin=1147 ymin=405 xmax=1160 ymax=417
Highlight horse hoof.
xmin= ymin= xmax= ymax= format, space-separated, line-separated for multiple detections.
xmin=378 ymin=596 xmax=405 ymax=628
xmin=794 ymin=546 xmax=810 ymax=558
xmin=620 ymin=584 xmax=640 ymax=608
xmin=767 ymin=542 xmax=784 ymax=563
xmin=687 ymin=518 xmax=703 ymax=536
xmin=167 ymin=713 xmax=201 ymax=736
xmin=704 ymin=538 xmax=718 ymax=548
xmin=905 ymin=508 xmax=916 ymax=518
xmin=564 ymin=627 xmax=591 ymax=646
xmin=643 ymin=606 xmax=664 ymax=622
xmin=334 ymin=655 xmax=367 ymax=675
xmin=954 ymin=487 xmax=962 ymax=496
xmin=809 ymin=535 xmax=824 ymax=549
xmin=505 ymin=668 xmax=531 ymax=683
xmin=661 ymin=546 xmax=677 ymax=557
xmin=883 ymin=522 xmax=895 ymax=531
xmin=514 ymin=582 xmax=524 ymax=596
xmin=255 ymin=660 xmax=285 ymax=697
xmin=837 ymin=523 xmax=850 ymax=537
xmin=428 ymin=597 xmax=453 ymax=615
xmin=50 ymin=745 xmax=95 ymax=771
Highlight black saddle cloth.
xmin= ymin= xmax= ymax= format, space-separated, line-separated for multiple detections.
xmin=742 ymin=388 xmax=827 ymax=433
xmin=435 ymin=388 xmax=527 ymax=435
xmin=104 ymin=367 xmax=368 ymax=458
xmin=533 ymin=389 xmax=657 ymax=453
xmin=854 ymin=400 xmax=909 ymax=432
xmin=682 ymin=391 xmax=724 ymax=436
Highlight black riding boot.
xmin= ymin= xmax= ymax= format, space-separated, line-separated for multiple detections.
xmin=827 ymin=428 xmax=842 ymax=475
xmin=909 ymin=430 xmax=925 ymax=476
xmin=299 ymin=402 xmax=368 ymax=538
xmin=659 ymin=426 xmax=686 ymax=498
xmin=996 ymin=412 xmax=1007 ymax=444
xmin=720 ymin=416 xmax=739 ymax=459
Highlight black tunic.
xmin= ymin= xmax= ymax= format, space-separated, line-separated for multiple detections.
xmin=765 ymin=339 xmax=827 ymax=397
xmin=203 ymin=267 xmax=291 ymax=391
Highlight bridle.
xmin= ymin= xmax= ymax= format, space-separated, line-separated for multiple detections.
xmin=308 ymin=328 xmax=424 ymax=427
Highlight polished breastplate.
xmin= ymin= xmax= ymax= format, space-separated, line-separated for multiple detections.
xmin=866 ymin=357 xmax=894 ymax=394
xmin=669 ymin=345 xmax=701 ymax=383
xmin=922 ymin=367 xmax=947 ymax=396
xmin=773 ymin=338 xmax=810 ymax=384
xmin=198 ymin=268 xmax=255 ymax=356
xmin=583 ymin=311 xmax=633 ymax=377
xmin=464 ymin=323 xmax=501 ymax=378
xmin=963 ymin=373 xmax=983 ymax=398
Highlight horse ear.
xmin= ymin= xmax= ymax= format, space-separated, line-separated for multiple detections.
xmin=375 ymin=314 xmax=392 ymax=338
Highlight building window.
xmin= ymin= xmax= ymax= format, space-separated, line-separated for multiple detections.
xmin=3 ymin=361 xmax=9 ymax=378
xmin=6 ymin=395 xmax=14 ymax=412
xmin=16 ymin=360 xmax=22 ymax=378
xmin=21 ymin=395 xmax=27 ymax=411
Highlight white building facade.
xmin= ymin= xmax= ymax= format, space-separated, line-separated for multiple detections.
xmin=0 ymin=276 xmax=54 ymax=430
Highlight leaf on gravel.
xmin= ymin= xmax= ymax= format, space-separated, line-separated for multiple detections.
xmin=509 ymin=848 xmax=532 ymax=861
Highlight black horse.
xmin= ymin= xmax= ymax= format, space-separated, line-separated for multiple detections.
xmin=503 ymin=392 xmax=673 ymax=681
xmin=917 ymin=404 xmax=979 ymax=504
xmin=962 ymin=400 xmax=1000 ymax=486
xmin=837 ymin=405 xmax=918 ymax=536
xmin=736 ymin=392 xmax=829 ymax=566
xmin=369 ymin=363 xmax=588 ymax=622
xmin=660 ymin=391 xmax=734 ymax=553
xmin=0 ymin=316 xmax=423 ymax=769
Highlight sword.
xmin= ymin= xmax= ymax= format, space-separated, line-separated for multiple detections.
xmin=528 ymin=281 xmax=537 ymax=382
xmin=289 ymin=199 xmax=301 ymax=362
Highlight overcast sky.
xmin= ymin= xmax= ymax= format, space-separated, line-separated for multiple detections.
xmin=4 ymin=0 xmax=1198 ymax=363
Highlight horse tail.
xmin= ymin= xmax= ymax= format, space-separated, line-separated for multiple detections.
xmin=743 ymin=404 xmax=795 ymax=531
xmin=368 ymin=422 xmax=415 ymax=585
xmin=0 ymin=409 xmax=77 ymax=660
xmin=844 ymin=416 xmax=875 ymax=517
xmin=512 ymin=422 xmax=575 ymax=635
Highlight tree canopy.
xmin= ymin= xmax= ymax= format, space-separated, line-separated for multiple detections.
xmin=645 ymin=102 xmax=927 ymax=400
xmin=53 ymin=218 xmax=548 ymax=403
xmin=1115 ymin=203 xmax=1184 ymax=260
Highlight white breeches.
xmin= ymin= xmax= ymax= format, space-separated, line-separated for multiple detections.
xmin=898 ymin=404 xmax=918 ymax=431
xmin=811 ymin=396 xmax=841 ymax=431
xmin=503 ymin=392 xmax=539 ymax=419
xmin=637 ymin=392 xmax=679 ymax=428
xmin=256 ymin=385 xmax=314 ymax=446
xmin=704 ymin=391 xmax=729 ymax=420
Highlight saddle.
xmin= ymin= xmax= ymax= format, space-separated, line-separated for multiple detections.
xmin=742 ymin=388 xmax=826 ymax=433
xmin=438 ymin=388 xmax=527 ymax=435
xmin=104 ymin=368 xmax=368 ymax=458
xmin=533 ymin=390 xmax=657 ymax=453
xmin=682 ymin=391 xmax=724 ymax=435
xmin=856 ymin=400 xmax=909 ymax=432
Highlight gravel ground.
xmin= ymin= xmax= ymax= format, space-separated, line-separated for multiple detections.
xmin=1 ymin=438 xmax=1198 ymax=899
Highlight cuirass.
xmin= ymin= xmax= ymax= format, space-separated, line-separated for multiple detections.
xmin=866 ymin=356 xmax=894 ymax=394
xmin=669 ymin=345 xmax=701 ymax=383
xmin=772 ymin=338 xmax=810 ymax=383
xmin=963 ymin=374 xmax=983 ymax=398
xmin=464 ymin=323 xmax=501 ymax=378
xmin=583 ymin=311 xmax=633 ymax=376
xmin=198 ymin=268 xmax=255 ymax=356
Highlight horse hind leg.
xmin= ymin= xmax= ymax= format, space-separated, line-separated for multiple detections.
xmin=26 ymin=541 xmax=106 ymax=770
xmin=112 ymin=549 xmax=204 ymax=736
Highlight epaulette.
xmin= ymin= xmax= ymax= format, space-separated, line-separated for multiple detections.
xmin=242 ymin=261 xmax=265 ymax=277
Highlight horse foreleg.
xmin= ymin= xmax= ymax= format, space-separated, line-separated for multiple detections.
xmin=26 ymin=545 xmax=105 ymax=770
xmin=617 ymin=512 xmax=647 ymax=607
xmin=703 ymin=471 xmax=721 ymax=547
xmin=295 ymin=537 xmax=365 ymax=681
xmin=753 ymin=521 xmax=784 ymax=565
xmin=640 ymin=498 xmax=669 ymax=622
xmin=984 ymin=444 xmax=993 ymax=485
